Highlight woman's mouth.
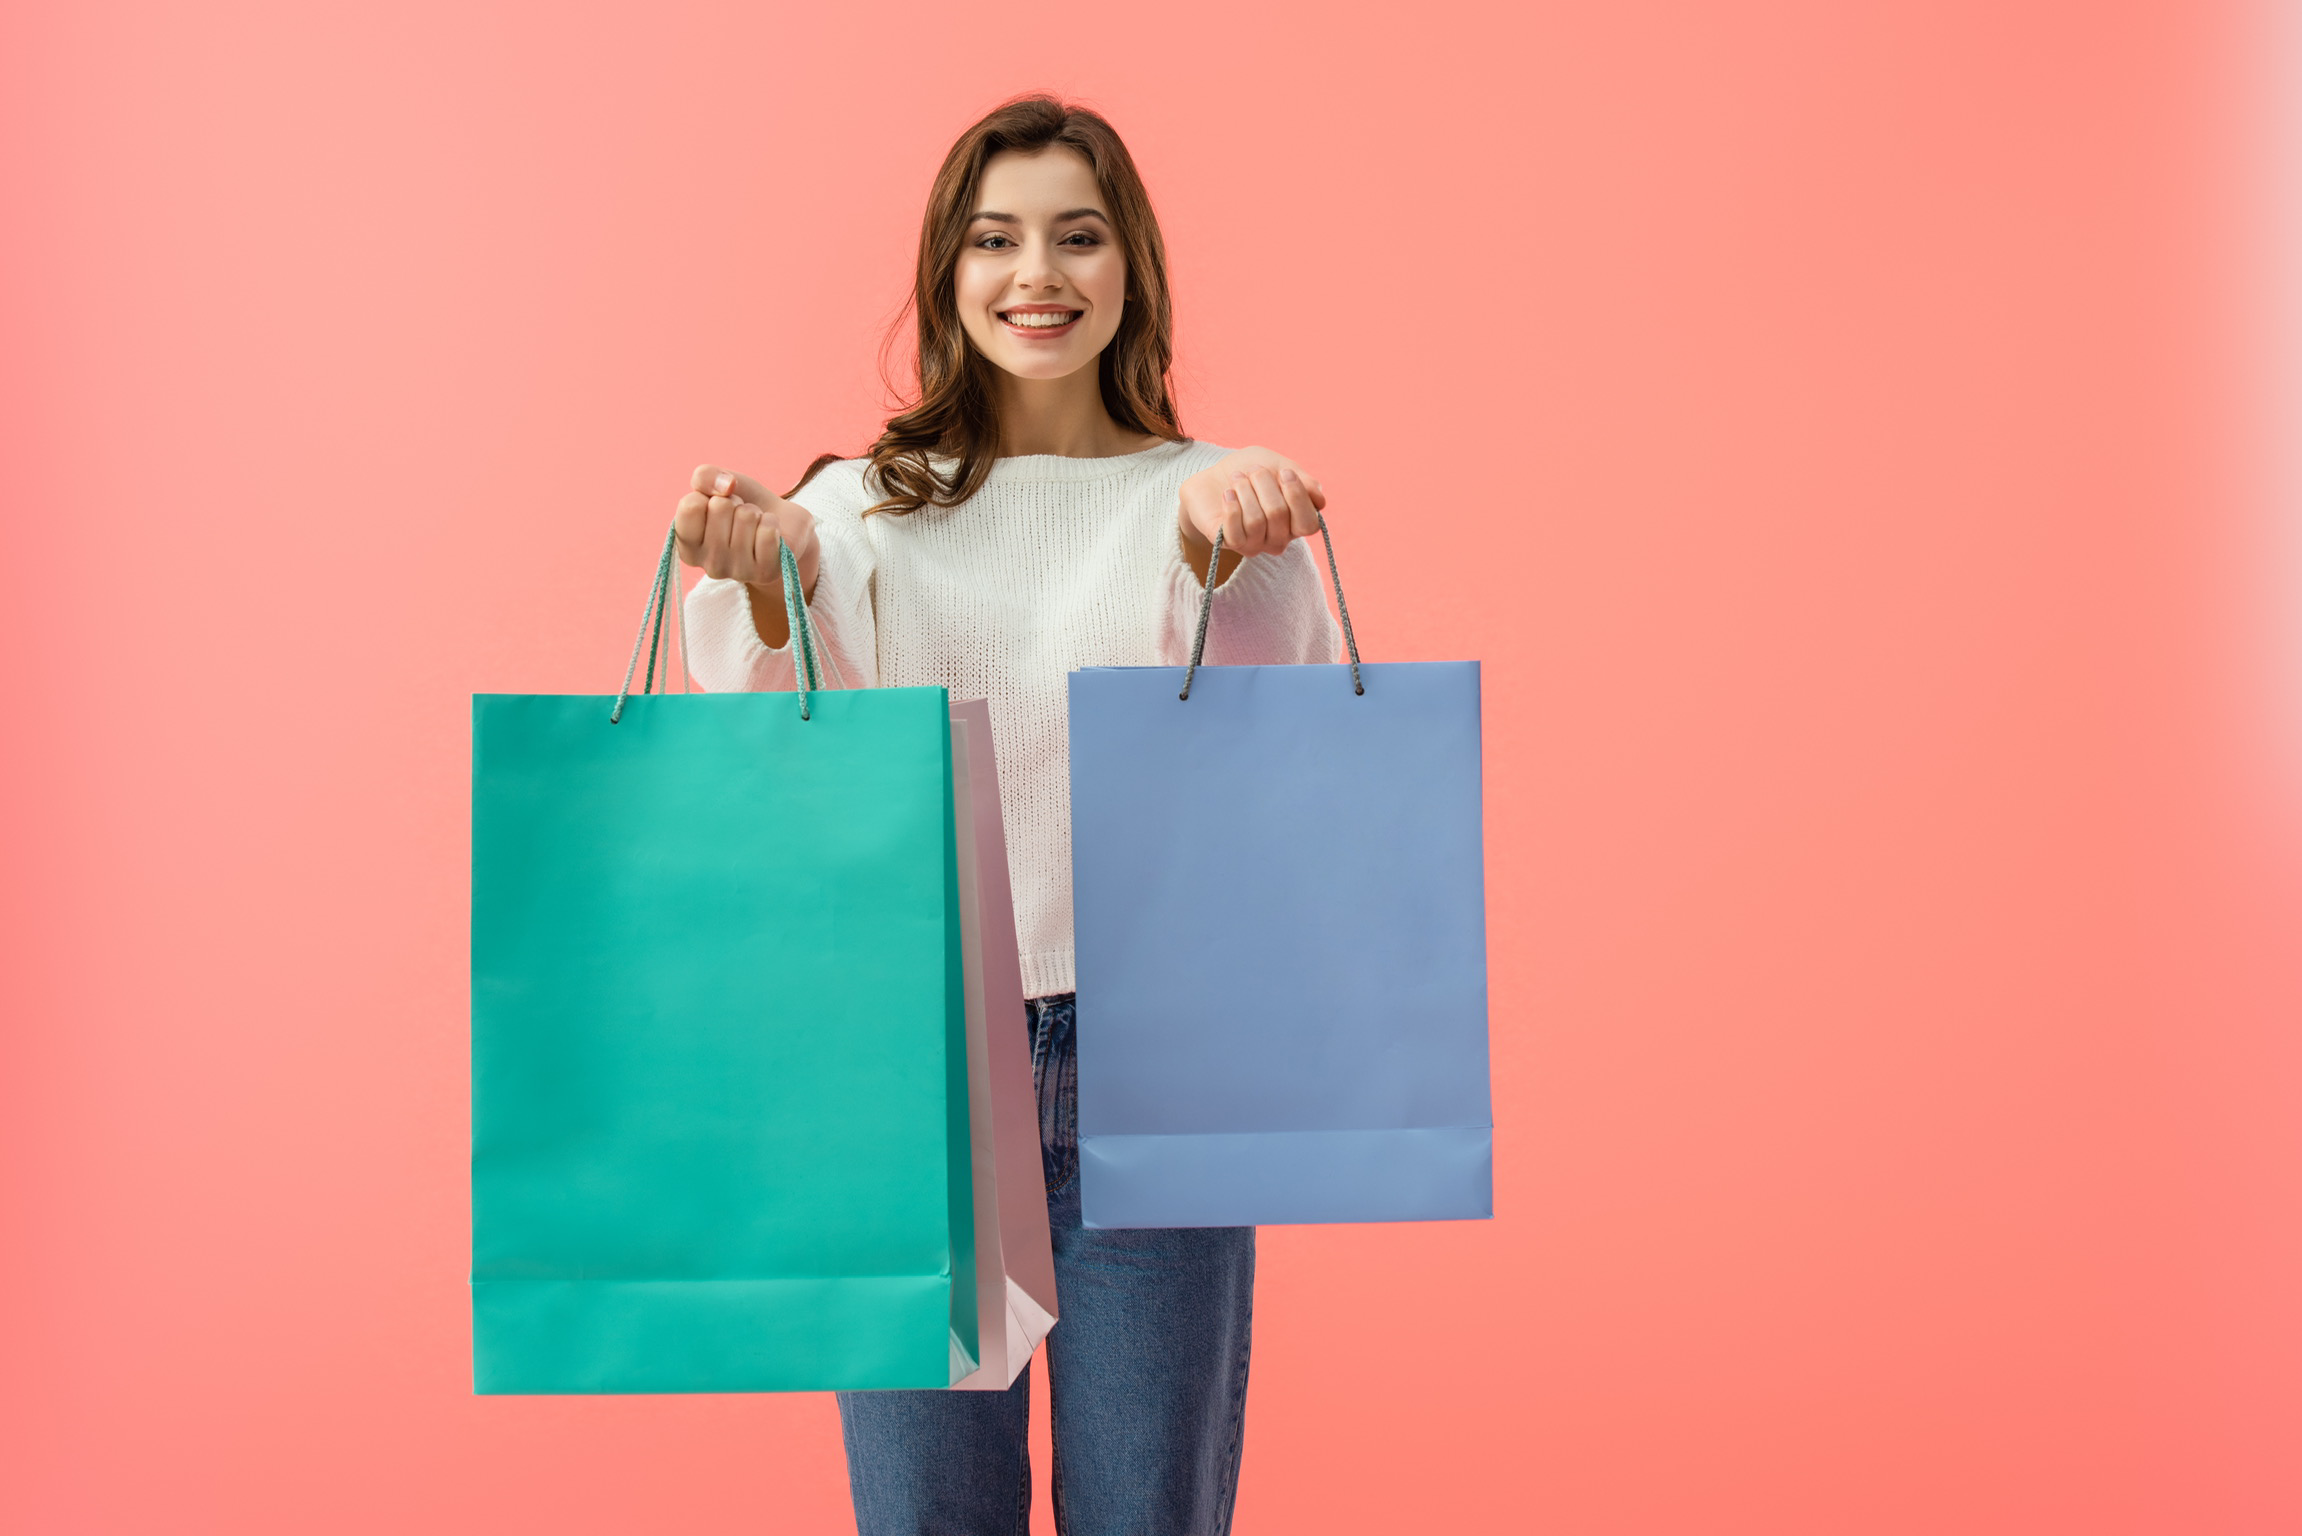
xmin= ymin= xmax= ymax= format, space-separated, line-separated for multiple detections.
xmin=999 ymin=308 xmax=1083 ymax=339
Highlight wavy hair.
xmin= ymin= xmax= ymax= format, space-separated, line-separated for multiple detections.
xmin=792 ymin=96 xmax=1183 ymax=515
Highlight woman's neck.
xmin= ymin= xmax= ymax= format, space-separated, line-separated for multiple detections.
xmin=992 ymin=363 xmax=1162 ymax=459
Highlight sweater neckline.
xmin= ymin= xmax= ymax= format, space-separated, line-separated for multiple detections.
xmin=970 ymin=439 xmax=1196 ymax=485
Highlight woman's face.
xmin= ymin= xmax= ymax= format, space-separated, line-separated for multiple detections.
xmin=954 ymin=148 xmax=1127 ymax=382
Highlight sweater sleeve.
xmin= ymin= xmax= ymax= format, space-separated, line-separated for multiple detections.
xmin=1157 ymin=532 xmax=1343 ymax=667
xmin=682 ymin=463 xmax=881 ymax=692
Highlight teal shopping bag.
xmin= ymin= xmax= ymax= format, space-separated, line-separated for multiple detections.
xmin=470 ymin=531 xmax=975 ymax=1393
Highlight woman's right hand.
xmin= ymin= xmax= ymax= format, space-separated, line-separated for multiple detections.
xmin=673 ymin=465 xmax=820 ymax=598
xmin=674 ymin=465 xmax=819 ymax=650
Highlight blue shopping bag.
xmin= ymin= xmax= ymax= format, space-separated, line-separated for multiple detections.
xmin=1067 ymin=520 xmax=1492 ymax=1228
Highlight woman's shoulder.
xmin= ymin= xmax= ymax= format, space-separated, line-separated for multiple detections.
xmin=786 ymin=456 xmax=882 ymax=522
xmin=1048 ymin=435 xmax=1228 ymax=488
xmin=1085 ymin=436 xmax=1229 ymax=492
xmin=1161 ymin=438 xmax=1231 ymax=478
xmin=1115 ymin=438 xmax=1228 ymax=504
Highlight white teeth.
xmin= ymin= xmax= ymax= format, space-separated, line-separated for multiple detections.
xmin=1004 ymin=311 xmax=1077 ymax=328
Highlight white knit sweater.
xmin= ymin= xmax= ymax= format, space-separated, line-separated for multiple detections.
xmin=683 ymin=438 xmax=1342 ymax=998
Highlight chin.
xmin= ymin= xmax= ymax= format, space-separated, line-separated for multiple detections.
xmin=983 ymin=347 xmax=1098 ymax=382
xmin=1010 ymin=356 xmax=1093 ymax=379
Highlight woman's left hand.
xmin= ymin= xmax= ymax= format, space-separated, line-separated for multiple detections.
xmin=1178 ymin=447 xmax=1328 ymax=565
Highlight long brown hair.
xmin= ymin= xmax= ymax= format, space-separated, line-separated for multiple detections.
xmin=797 ymin=96 xmax=1184 ymax=515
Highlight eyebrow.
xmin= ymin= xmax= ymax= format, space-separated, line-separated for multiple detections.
xmin=970 ymin=208 xmax=1111 ymax=225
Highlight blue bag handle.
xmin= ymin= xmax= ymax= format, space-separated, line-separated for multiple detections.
xmin=1179 ymin=509 xmax=1364 ymax=701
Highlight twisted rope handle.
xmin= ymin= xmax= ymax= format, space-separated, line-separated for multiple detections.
xmin=611 ymin=526 xmax=690 ymax=723
xmin=608 ymin=524 xmax=820 ymax=722
xmin=777 ymin=532 xmax=821 ymax=720
xmin=1178 ymin=509 xmax=1364 ymax=701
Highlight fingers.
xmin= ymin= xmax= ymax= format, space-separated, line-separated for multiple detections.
xmin=673 ymin=492 xmax=710 ymax=565
xmin=690 ymin=464 xmax=774 ymax=505
xmin=749 ymin=502 xmax=802 ymax=581
xmin=1277 ymin=467 xmax=1323 ymax=538
xmin=773 ymin=501 xmax=822 ymax=598
xmin=745 ymin=505 xmax=778 ymax=579
xmin=1178 ymin=479 xmax=1223 ymax=548
xmin=1250 ymin=469 xmax=1294 ymax=553
xmin=1221 ymin=483 xmax=1252 ymax=551
xmin=767 ymin=498 xmax=814 ymax=560
xmin=679 ymin=468 xmax=815 ymax=587
xmin=724 ymin=498 xmax=815 ymax=586
xmin=1182 ymin=453 xmax=1328 ymax=567
xmin=699 ymin=494 xmax=734 ymax=578
xmin=1223 ymin=464 xmax=1329 ymax=557
xmin=728 ymin=499 xmax=765 ymax=582
xmin=1229 ymin=469 xmax=1292 ymax=556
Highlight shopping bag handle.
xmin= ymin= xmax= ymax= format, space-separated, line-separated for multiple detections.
xmin=610 ymin=525 xmax=823 ymax=723
xmin=1178 ymin=509 xmax=1364 ymax=701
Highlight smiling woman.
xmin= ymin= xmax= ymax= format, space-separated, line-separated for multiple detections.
xmin=867 ymin=98 xmax=1185 ymax=516
xmin=962 ymin=195 xmax=1115 ymax=351
xmin=669 ymin=94 xmax=1344 ymax=1536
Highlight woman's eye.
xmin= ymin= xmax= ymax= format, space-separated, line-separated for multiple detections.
xmin=977 ymin=234 xmax=1014 ymax=249
xmin=1059 ymin=232 xmax=1100 ymax=247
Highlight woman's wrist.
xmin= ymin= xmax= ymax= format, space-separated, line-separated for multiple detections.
xmin=1176 ymin=515 xmax=1245 ymax=588
xmin=745 ymin=580 xmax=794 ymax=650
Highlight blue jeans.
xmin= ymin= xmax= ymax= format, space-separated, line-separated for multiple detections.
xmin=837 ymin=994 xmax=1256 ymax=1536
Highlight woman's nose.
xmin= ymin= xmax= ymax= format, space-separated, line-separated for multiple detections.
xmin=1015 ymin=240 xmax=1064 ymax=290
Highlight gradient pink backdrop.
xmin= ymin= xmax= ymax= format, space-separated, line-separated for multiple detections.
xmin=5 ymin=2 xmax=2299 ymax=1531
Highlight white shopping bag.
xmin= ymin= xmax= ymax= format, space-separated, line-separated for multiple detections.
xmin=948 ymin=699 xmax=1059 ymax=1389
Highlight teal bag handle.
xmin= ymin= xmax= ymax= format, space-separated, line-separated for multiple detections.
xmin=610 ymin=524 xmax=821 ymax=723
xmin=779 ymin=531 xmax=823 ymax=709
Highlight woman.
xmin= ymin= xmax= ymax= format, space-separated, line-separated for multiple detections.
xmin=673 ymin=95 xmax=1339 ymax=1536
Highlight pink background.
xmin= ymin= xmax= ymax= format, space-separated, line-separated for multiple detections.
xmin=5 ymin=2 xmax=2300 ymax=1531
